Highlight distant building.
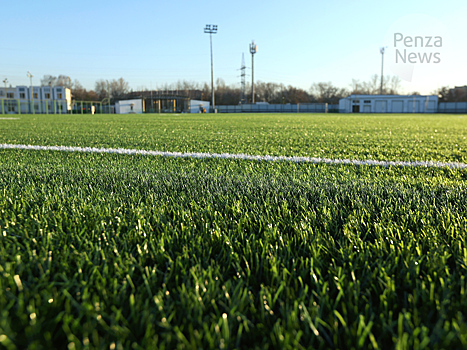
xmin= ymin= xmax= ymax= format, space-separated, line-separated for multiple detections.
xmin=339 ymin=95 xmax=438 ymax=113
xmin=0 ymin=86 xmax=71 ymax=114
xmin=127 ymin=90 xmax=202 ymax=113
xmin=190 ymin=100 xmax=210 ymax=113
xmin=115 ymin=99 xmax=143 ymax=114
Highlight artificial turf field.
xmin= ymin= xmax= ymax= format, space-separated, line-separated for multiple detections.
xmin=1 ymin=113 xmax=467 ymax=349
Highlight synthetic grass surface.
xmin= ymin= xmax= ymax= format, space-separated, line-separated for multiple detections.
xmin=1 ymin=113 xmax=466 ymax=162
xmin=1 ymin=113 xmax=467 ymax=349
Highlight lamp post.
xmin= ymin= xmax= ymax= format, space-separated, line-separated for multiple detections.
xmin=66 ymin=76 xmax=71 ymax=114
xmin=250 ymin=41 xmax=257 ymax=103
xmin=204 ymin=24 xmax=217 ymax=113
xmin=48 ymin=81 xmax=52 ymax=114
xmin=380 ymin=47 xmax=386 ymax=95
xmin=27 ymin=71 xmax=34 ymax=114
xmin=2 ymin=78 xmax=7 ymax=98
xmin=2 ymin=78 xmax=6 ymax=115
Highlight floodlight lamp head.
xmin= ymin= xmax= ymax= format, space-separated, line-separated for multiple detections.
xmin=250 ymin=41 xmax=257 ymax=54
xmin=204 ymin=24 xmax=218 ymax=34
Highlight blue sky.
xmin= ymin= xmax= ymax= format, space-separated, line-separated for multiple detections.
xmin=1 ymin=0 xmax=466 ymax=94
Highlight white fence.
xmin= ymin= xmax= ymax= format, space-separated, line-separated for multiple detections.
xmin=216 ymin=103 xmax=339 ymax=113
xmin=438 ymin=102 xmax=467 ymax=114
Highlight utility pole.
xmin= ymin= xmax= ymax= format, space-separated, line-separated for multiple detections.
xmin=250 ymin=41 xmax=257 ymax=103
xmin=27 ymin=71 xmax=34 ymax=114
xmin=107 ymin=81 xmax=111 ymax=114
xmin=380 ymin=47 xmax=386 ymax=95
xmin=240 ymin=53 xmax=246 ymax=104
xmin=204 ymin=24 xmax=218 ymax=113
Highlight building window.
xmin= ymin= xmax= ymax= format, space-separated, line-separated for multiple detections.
xmin=353 ymin=100 xmax=360 ymax=104
xmin=364 ymin=100 xmax=371 ymax=103
xmin=57 ymin=93 xmax=62 ymax=99
xmin=33 ymin=93 xmax=38 ymax=99
xmin=20 ymin=93 xmax=26 ymax=99
xmin=7 ymin=92 xmax=14 ymax=98
xmin=19 ymin=88 xmax=25 ymax=92
xmin=57 ymin=88 xmax=62 ymax=92
xmin=45 ymin=93 xmax=50 ymax=99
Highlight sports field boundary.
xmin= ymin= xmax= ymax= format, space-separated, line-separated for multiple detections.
xmin=1 ymin=143 xmax=466 ymax=169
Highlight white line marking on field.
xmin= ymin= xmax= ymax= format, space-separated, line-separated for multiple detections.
xmin=1 ymin=143 xmax=466 ymax=169
xmin=0 ymin=117 xmax=20 ymax=120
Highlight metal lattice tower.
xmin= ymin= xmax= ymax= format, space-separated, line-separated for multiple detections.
xmin=240 ymin=53 xmax=246 ymax=104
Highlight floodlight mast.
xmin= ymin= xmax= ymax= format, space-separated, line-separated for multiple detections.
xmin=27 ymin=71 xmax=34 ymax=114
xmin=2 ymin=78 xmax=7 ymax=114
xmin=250 ymin=41 xmax=257 ymax=103
xmin=204 ymin=24 xmax=218 ymax=112
xmin=3 ymin=78 xmax=7 ymax=99
xmin=380 ymin=47 xmax=386 ymax=95
xmin=240 ymin=53 xmax=246 ymax=104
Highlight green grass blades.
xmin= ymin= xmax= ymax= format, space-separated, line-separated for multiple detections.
xmin=0 ymin=113 xmax=466 ymax=162
xmin=1 ymin=113 xmax=467 ymax=349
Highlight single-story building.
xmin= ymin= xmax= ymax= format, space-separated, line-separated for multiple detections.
xmin=339 ymin=94 xmax=438 ymax=113
xmin=189 ymin=100 xmax=211 ymax=113
xmin=115 ymin=99 xmax=143 ymax=114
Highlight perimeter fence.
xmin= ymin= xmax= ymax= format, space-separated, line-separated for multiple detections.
xmin=438 ymin=102 xmax=467 ymax=114
xmin=216 ymin=103 xmax=339 ymax=113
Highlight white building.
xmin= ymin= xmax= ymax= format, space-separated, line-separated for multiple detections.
xmin=339 ymin=95 xmax=438 ymax=113
xmin=189 ymin=100 xmax=210 ymax=113
xmin=0 ymin=86 xmax=71 ymax=114
xmin=115 ymin=99 xmax=143 ymax=114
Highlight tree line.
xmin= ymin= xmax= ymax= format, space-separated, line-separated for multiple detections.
xmin=41 ymin=74 xmax=466 ymax=104
xmin=40 ymin=75 xmax=130 ymax=102
xmin=436 ymin=86 xmax=467 ymax=102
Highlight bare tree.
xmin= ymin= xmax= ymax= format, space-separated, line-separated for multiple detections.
xmin=72 ymin=80 xmax=86 ymax=100
xmin=280 ymin=85 xmax=312 ymax=104
xmin=215 ymin=78 xmax=241 ymax=105
xmin=56 ymin=75 xmax=72 ymax=89
xmin=362 ymin=74 xmax=380 ymax=94
xmin=70 ymin=80 xmax=98 ymax=101
xmin=40 ymin=74 xmax=72 ymax=88
xmin=110 ymin=78 xmax=130 ymax=100
xmin=350 ymin=75 xmax=401 ymax=95
xmin=349 ymin=79 xmax=363 ymax=95
xmin=434 ymin=86 xmax=467 ymax=102
xmin=94 ymin=78 xmax=130 ymax=101
xmin=40 ymin=75 xmax=57 ymax=86
xmin=255 ymin=81 xmax=281 ymax=103
xmin=95 ymin=80 xmax=109 ymax=100
xmin=310 ymin=82 xmax=347 ymax=104
xmin=386 ymin=75 xmax=401 ymax=95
